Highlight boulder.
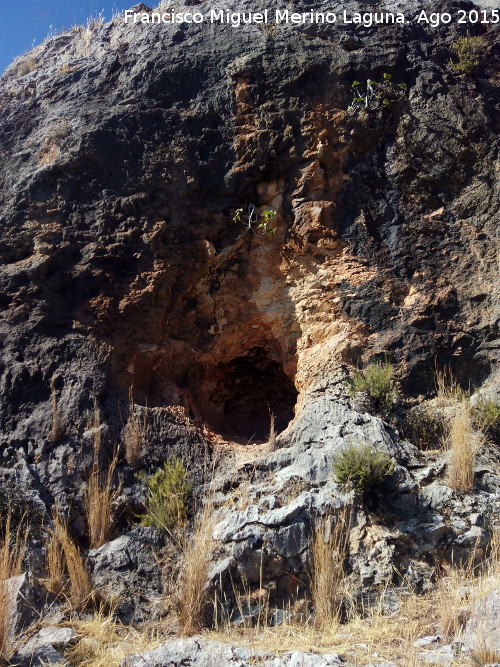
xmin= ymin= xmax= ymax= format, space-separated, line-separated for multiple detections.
xmin=463 ymin=585 xmax=500 ymax=655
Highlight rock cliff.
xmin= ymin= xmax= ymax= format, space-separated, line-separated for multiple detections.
xmin=0 ymin=0 xmax=499 ymax=663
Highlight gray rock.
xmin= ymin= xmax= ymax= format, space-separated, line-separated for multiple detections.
xmin=3 ymin=572 xmax=43 ymax=638
xmin=20 ymin=626 xmax=77 ymax=651
xmin=15 ymin=626 xmax=76 ymax=667
xmin=413 ymin=636 xmax=442 ymax=648
xmin=120 ymin=637 xmax=345 ymax=666
xmin=463 ymin=586 xmax=500 ymax=655
xmin=14 ymin=645 xmax=68 ymax=667
xmin=89 ymin=526 xmax=164 ymax=622
xmin=419 ymin=641 xmax=471 ymax=666
xmin=420 ymin=483 xmax=453 ymax=510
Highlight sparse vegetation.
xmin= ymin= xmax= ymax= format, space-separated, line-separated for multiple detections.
xmin=350 ymin=361 xmax=399 ymax=414
xmin=435 ymin=366 xmax=468 ymax=406
xmin=15 ymin=56 xmax=37 ymax=77
xmin=472 ymin=395 xmax=500 ymax=443
xmin=332 ymin=442 xmax=394 ymax=496
xmin=140 ymin=458 xmax=191 ymax=531
xmin=233 ymin=204 xmax=277 ymax=237
xmin=348 ymin=72 xmax=407 ymax=112
xmin=401 ymin=407 xmax=445 ymax=450
xmin=448 ymin=34 xmax=485 ymax=74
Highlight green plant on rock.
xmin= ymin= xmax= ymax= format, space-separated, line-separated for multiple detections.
xmin=233 ymin=204 xmax=277 ymax=237
xmin=139 ymin=457 xmax=191 ymax=531
xmin=350 ymin=362 xmax=399 ymax=414
xmin=348 ymin=72 xmax=407 ymax=112
xmin=448 ymin=35 xmax=485 ymax=75
xmin=332 ymin=443 xmax=394 ymax=496
xmin=472 ymin=395 xmax=500 ymax=444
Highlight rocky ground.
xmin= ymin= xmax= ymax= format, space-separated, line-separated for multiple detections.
xmin=0 ymin=0 xmax=499 ymax=664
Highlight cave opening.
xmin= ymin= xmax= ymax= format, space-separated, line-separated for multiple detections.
xmin=200 ymin=346 xmax=298 ymax=441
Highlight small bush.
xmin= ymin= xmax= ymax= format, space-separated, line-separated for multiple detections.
xmin=472 ymin=396 xmax=500 ymax=443
xmin=448 ymin=35 xmax=485 ymax=75
xmin=140 ymin=458 xmax=191 ymax=531
xmin=350 ymin=362 xmax=399 ymax=414
xmin=401 ymin=408 xmax=445 ymax=450
xmin=332 ymin=443 xmax=394 ymax=496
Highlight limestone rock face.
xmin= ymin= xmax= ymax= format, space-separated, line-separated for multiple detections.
xmin=0 ymin=0 xmax=499 ymax=628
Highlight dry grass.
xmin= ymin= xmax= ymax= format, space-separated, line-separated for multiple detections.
xmin=445 ymin=399 xmax=482 ymax=492
xmin=435 ymin=367 xmax=466 ymax=407
xmin=84 ymin=406 xmax=119 ymax=549
xmin=84 ymin=452 xmax=119 ymax=549
xmin=0 ymin=516 xmax=26 ymax=663
xmin=66 ymin=606 xmax=163 ymax=667
xmin=41 ymin=524 xmax=66 ymax=596
xmin=266 ymin=411 xmax=276 ymax=454
xmin=49 ymin=377 xmax=66 ymax=443
xmin=124 ymin=389 xmax=146 ymax=468
xmin=52 ymin=512 xmax=94 ymax=609
xmin=175 ymin=494 xmax=216 ymax=635
xmin=310 ymin=508 xmax=350 ymax=629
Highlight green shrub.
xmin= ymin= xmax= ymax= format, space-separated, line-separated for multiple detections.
xmin=140 ymin=458 xmax=191 ymax=531
xmin=472 ymin=396 xmax=500 ymax=443
xmin=400 ymin=408 xmax=445 ymax=450
xmin=332 ymin=443 xmax=394 ymax=496
xmin=448 ymin=35 xmax=485 ymax=75
xmin=350 ymin=362 xmax=399 ymax=414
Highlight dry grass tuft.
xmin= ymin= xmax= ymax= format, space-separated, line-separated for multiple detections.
xmin=435 ymin=367 xmax=467 ymax=407
xmin=266 ymin=411 xmax=276 ymax=454
xmin=84 ymin=406 xmax=119 ymax=549
xmin=52 ymin=511 xmax=94 ymax=609
xmin=175 ymin=494 xmax=215 ymax=635
xmin=445 ymin=399 xmax=482 ymax=492
xmin=49 ymin=377 xmax=66 ymax=443
xmin=0 ymin=516 xmax=27 ymax=662
xmin=67 ymin=605 xmax=163 ymax=667
xmin=310 ymin=508 xmax=350 ymax=629
xmin=84 ymin=452 xmax=119 ymax=549
xmin=124 ymin=388 xmax=146 ymax=468
xmin=41 ymin=523 xmax=66 ymax=596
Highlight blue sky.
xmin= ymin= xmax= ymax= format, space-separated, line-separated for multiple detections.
xmin=0 ymin=1 xmax=132 ymax=74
